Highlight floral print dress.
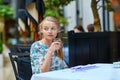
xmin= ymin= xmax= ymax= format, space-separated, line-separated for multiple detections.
xmin=30 ymin=41 xmax=68 ymax=74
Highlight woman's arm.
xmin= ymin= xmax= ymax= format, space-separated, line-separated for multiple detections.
xmin=41 ymin=41 xmax=61 ymax=72
xmin=40 ymin=50 xmax=53 ymax=72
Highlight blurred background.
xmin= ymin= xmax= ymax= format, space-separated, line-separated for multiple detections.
xmin=1 ymin=0 xmax=120 ymax=46
xmin=0 ymin=0 xmax=120 ymax=80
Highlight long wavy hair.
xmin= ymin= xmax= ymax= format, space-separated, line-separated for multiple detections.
xmin=38 ymin=16 xmax=64 ymax=60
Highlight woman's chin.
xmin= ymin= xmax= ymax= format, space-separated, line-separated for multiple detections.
xmin=46 ymin=38 xmax=53 ymax=41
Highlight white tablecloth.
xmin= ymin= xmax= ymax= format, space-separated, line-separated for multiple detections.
xmin=31 ymin=63 xmax=120 ymax=80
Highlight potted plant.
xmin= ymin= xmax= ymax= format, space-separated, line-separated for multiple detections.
xmin=0 ymin=0 xmax=14 ymax=19
xmin=44 ymin=0 xmax=74 ymax=32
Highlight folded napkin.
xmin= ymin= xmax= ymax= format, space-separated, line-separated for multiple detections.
xmin=70 ymin=64 xmax=97 ymax=71
xmin=113 ymin=61 xmax=120 ymax=68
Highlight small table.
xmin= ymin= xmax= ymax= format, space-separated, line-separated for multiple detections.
xmin=31 ymin=63 xmax=120 ymax=80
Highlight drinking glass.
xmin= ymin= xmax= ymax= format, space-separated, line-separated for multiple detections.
xmin=53 ymin=38 xmax=61 ymax=53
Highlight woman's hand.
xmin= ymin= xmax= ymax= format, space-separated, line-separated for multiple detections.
xmin=41 ymin=41 xmax=62 ymax=72
xmin=48 ymin=41 xmax=62 ymax=54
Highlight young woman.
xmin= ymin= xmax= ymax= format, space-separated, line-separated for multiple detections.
xmin=30 ymin=16 xmax=68 ymax=74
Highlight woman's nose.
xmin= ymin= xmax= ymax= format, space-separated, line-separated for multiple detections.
xmin=48 ymin=29 xmax=52 ymax=33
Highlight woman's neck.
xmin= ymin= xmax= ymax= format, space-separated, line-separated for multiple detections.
xmin=41 ymin=38 xmax=52 ymax=47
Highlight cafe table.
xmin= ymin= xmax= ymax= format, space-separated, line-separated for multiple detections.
xmin=31 ymin=63 xmax=120 ymax=80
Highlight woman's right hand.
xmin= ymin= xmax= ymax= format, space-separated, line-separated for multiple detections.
xmin=48 ymin=41 xmax=61 ymax=54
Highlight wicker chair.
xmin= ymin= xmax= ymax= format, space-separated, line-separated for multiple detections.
xmin=9 ymin=51 xmax=32 ymax=80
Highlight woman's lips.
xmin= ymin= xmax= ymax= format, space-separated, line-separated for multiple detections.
xmin=47 ymin=35 xmax=53 ymax=37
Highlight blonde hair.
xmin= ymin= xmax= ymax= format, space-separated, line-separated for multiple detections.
xmin=38 ymin=16 xmax=64 ymax=60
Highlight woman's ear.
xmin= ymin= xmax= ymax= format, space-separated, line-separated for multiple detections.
xmin=39 ymin=25 xmax=43 ymax=33
xmin=40 ymin=29 xmax=43 ymax=33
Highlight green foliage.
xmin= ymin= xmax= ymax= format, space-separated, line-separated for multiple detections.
xmin=44 ymin=0 xmax=74 ymax=27
xmin=104 ymin=0 xmax=114 ymax=11
xmin=0 ymin=36 xmax=3 ymax=53
xmin=44 ymin=9 xmax=58 ymax=18
xmin=44 ymin=0 xmax=74 ymax=8
xmin=0 ymin=0 xmax=14 ymax=19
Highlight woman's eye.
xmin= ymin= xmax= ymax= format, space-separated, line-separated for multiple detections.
xmin=52 ymin=27 xmax=57 ymax=30
xmin=43 ymin=27 xmax=57 ymax=31
xmin=44 ymin=28 xmax=48 ymax=30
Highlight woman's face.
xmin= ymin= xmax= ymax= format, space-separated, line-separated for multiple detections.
xmin=40 ymin=20 xmax=59 ymax=41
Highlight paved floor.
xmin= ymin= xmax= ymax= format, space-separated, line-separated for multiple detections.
xmin=0 ymin=56 xmax=15 ymax=80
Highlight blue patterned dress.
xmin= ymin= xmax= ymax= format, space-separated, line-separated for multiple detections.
xmin=30 ymin=41 xmax=68 ymax=74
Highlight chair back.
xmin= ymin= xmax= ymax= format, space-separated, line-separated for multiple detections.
xmin=68 ymin=31 xmax=120 ymax=67
xmin=9 ymin=52 xmax=32 ymax=80
xmin=9 ymin=44 xmax=32 ymax=80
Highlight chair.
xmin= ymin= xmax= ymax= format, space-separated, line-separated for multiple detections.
xmin=9 ymin=52 xmax=32 ymax=80
xmin=68 ymin=31 xmax=120 ymax=67
xmin=14 ymin=44 xmax=32 ymax=53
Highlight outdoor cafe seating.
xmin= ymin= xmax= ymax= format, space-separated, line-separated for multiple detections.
xmin=9 ymin=31 xmax=120 ymax=80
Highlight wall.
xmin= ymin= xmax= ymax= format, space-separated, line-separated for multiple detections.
xmin=64 ymin=0 xmax=114 ymax=32
xmin=64 ymin=1 xmax=77 ymax=31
